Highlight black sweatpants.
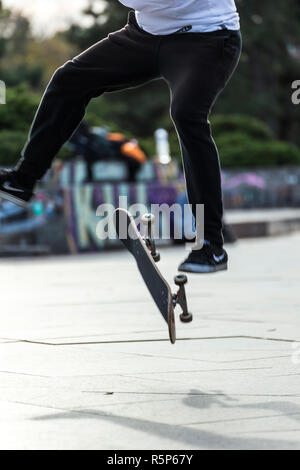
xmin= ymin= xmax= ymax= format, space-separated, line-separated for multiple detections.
xmin=17 ymin=11 xmax=242 ymax=247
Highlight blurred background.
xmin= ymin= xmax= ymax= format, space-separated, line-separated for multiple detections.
xmin=0 ymin=0 xmax=300 ymax=255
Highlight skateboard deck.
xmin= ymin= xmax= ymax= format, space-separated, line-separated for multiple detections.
xmin=113 ymin=208 xmax=176 ymax=344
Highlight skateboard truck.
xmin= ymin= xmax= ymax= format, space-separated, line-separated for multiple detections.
xmin=142 ymin=213 xmax=193 ymax=324
xmin=141 ymin=213 xmax=160 ymax=263
xmin=173 ymin=275 xmax=193 ymax=323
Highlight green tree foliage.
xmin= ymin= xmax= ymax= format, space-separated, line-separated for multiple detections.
xmin=0 ymin=84 xmax=40 ymax=130
xmin=217 ymin=0 xmax=300 ymax=145
xmin=138 ymin=114 xmax=300 ymax=167
xmin=0 ymin=85 xmax=72 ymax=165
xmin=211 ymin=115 xmax=273 ymax=141
xmin=0 ymin=5 xmax=75 ymax=89
xmin=0 ymin=85 xmax=39 ymax=165
xmin=218 ymin=136 xmax=300 ymax=168
xmin=62 ymin=0 xmax=300 ymax=147
xmin=212 ymin=117 xmax=300 ymax=168
xmin=1 ymin=1 xmax=300 ymax=168
xmin=0 ymin=7 xmax=44 ymax=88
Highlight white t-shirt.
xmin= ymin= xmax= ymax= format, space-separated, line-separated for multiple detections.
xmin=119 ymin=0 xmax=240 ymax=35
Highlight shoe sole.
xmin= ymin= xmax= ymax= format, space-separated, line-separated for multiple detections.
xmin=178 ymin=262 xmax=228 ymax=274
xmin=0 ymin=190 xmax=30 ymax=208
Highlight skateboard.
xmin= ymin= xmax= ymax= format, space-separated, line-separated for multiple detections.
xmin=113 ymin=208 xmax=193 ymax=344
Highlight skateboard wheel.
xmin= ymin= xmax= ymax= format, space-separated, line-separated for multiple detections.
xmin=174 ymin=274 xmax=188 ymax=286
xmin=142 ymin=213 xmax=155 ymax=226
xmin=180 ymin=312 xmax=193 ymax=323
xmin=153 ymin=252 xmax=161 ymax=263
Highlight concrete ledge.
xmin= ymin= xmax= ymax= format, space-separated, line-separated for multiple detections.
xmin=227 ymin=208 xmax=300 ymax=238
xmin=0 ymin=245 xmax=50 ymax=256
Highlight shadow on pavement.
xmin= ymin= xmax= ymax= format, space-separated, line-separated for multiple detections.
xmin=31 ymin=389 xmax=299 ymax=450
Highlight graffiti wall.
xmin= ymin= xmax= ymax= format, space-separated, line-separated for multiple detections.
xmin=63 ymin=181 xmax=180 ymax=252
xmin=222 ymin=168 xmax=300 ymax=209
xmin=1 ymin=166 xmax=300 ymax=254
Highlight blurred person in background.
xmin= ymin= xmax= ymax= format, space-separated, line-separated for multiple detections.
xmin=107 ymin=132 xmax=147 ymax=182
xmin=68 ymin=121 xmax=112 ymax=183
xmin=68 ymin=122 xmax=147 ymax=182
xmin=0 ymin=0 xmax=241 ymax=273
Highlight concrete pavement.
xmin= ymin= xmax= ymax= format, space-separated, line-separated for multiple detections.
xmin=0 ymin=233 xmax=300 ymax=450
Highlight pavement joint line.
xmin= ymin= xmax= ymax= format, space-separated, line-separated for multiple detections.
xmin=39 ymin=299 xmax=156 ymax=307
xmin=81 ymin=391 xmax=300 ymax=398
xmin=8 ymin=335 xmax=300 ymax=346
xmin=209 ymin=354 xmax=294 ymax=363
xmin=87 ymin=367 xmax=273 ymax=382
xmin=120 ymin=350 xmax=293 ymax=363
xmin=0 ymin=366 xmax=273 ymax=381
xmin=116 ymin=367 xmax=274 ymax=376
xmin=0 ymin=341 xmax=24 ymax=346
xmin=4 ymin=399 xmax=97 ymax=418
xmin=184 ymin=413 xmax=300 ymax=427
xmin=236 ymin=429 xmax=300 ymax=435
xmin=0 ymin=338 xmax=23 ymax=343
xmin=5 ymin=400 xmax=117 ymax=420
xmin=27 ymin=329 xmax=165 ymax=341
xmin=0 ymin=370 xmax=49 ymax=378
xmin=271 ymin=373 xmax=300 ymax=378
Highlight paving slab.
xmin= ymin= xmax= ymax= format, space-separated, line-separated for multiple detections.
xmin=0 ymin=232 xmax=300 ymax=449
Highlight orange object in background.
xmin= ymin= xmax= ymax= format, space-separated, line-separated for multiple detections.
xmin=106 ymin=132 xmax=147 ymax=181
xmin=121 ymin=141 xmax=147 ymax=164
xmin=107 ymin=132 xmax=126 ymax=141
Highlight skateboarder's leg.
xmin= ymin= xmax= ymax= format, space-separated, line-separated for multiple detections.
xmin=159 ymin=30 xmax=241 ymax=272
xmin=0 ymin=12 xmax=160 ymax=205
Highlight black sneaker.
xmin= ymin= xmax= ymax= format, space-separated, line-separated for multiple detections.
xmin=0 ymin=169 xmax=34 ymax=208
xmin=178 ymin=242 xmax=228 ymax=274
